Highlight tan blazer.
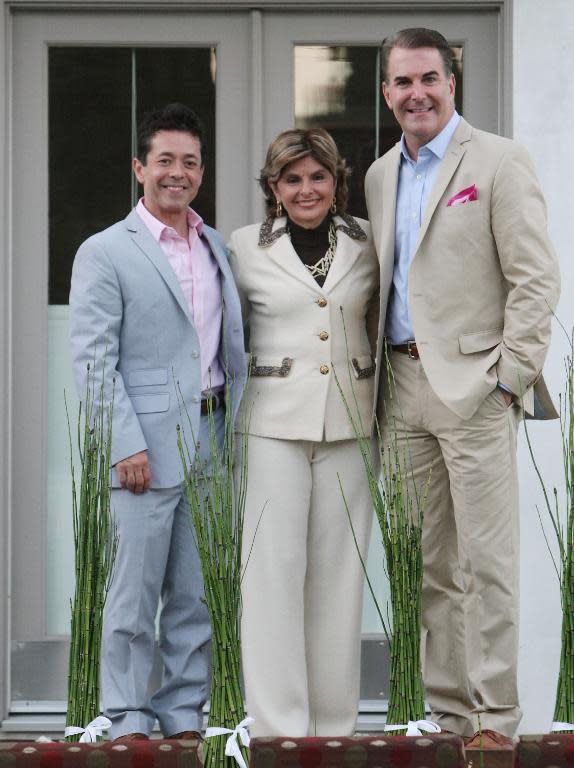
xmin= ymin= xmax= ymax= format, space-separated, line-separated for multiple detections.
xmin=365 ymin=117 xmax=560 ymax=421
xmin=228 ymin=214 xmax=379 ymax=441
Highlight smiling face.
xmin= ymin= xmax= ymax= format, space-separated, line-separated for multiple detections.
xmin=270 ymin=155 xmax=336 ymax=230
xmin=132 ymin=129 xmax=204 ymax=231
xmin=382 ymin=46 xmax=455 ymax=159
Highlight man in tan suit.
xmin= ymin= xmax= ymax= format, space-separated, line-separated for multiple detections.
xmin=365 ymin=28 xmax=560 ymax=746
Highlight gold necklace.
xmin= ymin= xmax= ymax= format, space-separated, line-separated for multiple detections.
xmin=305 ymin=221 xmax=337 ymax=279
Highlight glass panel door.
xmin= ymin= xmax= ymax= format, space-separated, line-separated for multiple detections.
xmin=10 ymin=8 xmax=251 ymax=710
xmin=262 ymin=8 xmax=500 ymax=711
xmin=8 ymin=3 xmax=503 ymax=722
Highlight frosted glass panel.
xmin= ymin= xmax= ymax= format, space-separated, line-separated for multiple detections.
xmin=46 ymin=306 xmax=78 ymax=635
xmin=362 ymin=518 xmax=391 ymax=633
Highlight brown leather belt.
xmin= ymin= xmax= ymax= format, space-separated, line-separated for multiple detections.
xmin=200 ymin=391 xmax=225 ymax=415
xmin=390 ymin=341 xmax=419 ymax=359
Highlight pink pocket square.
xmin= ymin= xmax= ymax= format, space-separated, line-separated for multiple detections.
xmin=446 ymin=184 xmax=478 ymax=206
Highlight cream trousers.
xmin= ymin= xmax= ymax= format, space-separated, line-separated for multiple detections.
xmin=239 ymin=434 xmax=375 ymax=737
xmin=380 ymin=351 xmax=522 ymax=737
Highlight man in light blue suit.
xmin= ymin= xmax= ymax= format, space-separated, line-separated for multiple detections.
xmin=69 ymin=103 xmax=246 ymax=741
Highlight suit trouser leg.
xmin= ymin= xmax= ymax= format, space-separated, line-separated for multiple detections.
xmin=240 ymin=436 xmax=312 ymax=737
xmin=151 ymin=409 xmax=223 ymax=735
xmin=381 ymin=352 xmax=521 ymax=737
xmin=102 ymin=410 xmax=220 ymax=738
xmin=151 ymin=494 xmax=211 ymax=736
xmin=102 ymin=485 xmax=185 ymax=737
xmin=240 ymin=435 xmax=373 ymax=737
xmin=305 ymin=438 xmax=374 ymax=736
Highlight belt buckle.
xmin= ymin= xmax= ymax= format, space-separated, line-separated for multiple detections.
xmin=407 ymin=340 xmax=417 ymax=360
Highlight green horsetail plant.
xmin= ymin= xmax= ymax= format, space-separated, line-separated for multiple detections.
xmin=177 ymin=390 xmax=249 ymax=768
xmin=335 ymin=339 xmax=428 ymax=731
xmin=524 ymin=325 xmax=574 ymax=730
xmin=65 ymin=363 xmax=117 ymax=741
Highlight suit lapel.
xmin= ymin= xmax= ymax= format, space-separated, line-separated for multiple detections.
xmin=413 ymin=118 xmax=472 ymax=253
xmin=322 ymin=217 xmax=364 ymax=292
xmin=265 ymin=230 xmax=320 ymax=292
xmin=125 ymin=209 xmax=193 ymax=325
xmin=202 ymin=225 xmax=231 ymax=288
xmin=202 ymin=224 xmax=242 ymax=331
xmin=380 ymin=145 xmax=401 ymax=297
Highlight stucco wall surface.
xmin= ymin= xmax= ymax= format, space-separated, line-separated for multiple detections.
xmin=514 ymin=0 xmax=574 ymax=735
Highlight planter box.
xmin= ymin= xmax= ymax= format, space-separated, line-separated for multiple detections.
xmin=465 ymin=742 xmax=514 ymax=768
xmin=0 ymin=738 xmax=201 ymax=767
xmin=516 ymin=734 xmax=574 ymax=768
xmin=250 ymin=734 xmax=465 ymax=768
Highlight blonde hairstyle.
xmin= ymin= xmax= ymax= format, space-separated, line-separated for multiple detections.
xmin=259 ymin=127 xmax=350 ymax=216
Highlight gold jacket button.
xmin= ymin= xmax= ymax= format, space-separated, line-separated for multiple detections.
xmin=320 ymin=364 xmax=329 ymax=375
xmin=319 ymin=331 xmax=329 ymax=341
xmin=316 ymin=296 xmax=328 ymax=307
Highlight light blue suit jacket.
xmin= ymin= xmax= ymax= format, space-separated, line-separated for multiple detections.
xmin=70 ymin=208 xmax=246 ymax=488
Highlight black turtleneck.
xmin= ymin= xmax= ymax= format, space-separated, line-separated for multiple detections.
xmin=288 ymin=215 xmax=332 ymax=287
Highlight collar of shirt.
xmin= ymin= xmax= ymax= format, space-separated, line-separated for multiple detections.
xmin=399 ymin=110 xmax=461 ymax=166
xmin=136 ymin=198 xmax=204 ymax=243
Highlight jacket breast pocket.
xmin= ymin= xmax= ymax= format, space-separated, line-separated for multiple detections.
xmin=351 ymin=355 xmax=376 ymax=379
xmin=250 ymin=356 xmax=293 ymax=378
xmin=128 ymin=368 xmax=169 ymax=387
xmin=130 ymin=393 xmax=170 ymax=414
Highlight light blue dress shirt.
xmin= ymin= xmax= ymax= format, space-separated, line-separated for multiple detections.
xmin=385 ymin=110 xmax=461 ymax=344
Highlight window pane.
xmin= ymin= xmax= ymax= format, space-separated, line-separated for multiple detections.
xmin=294 ymin=45 xmax=463 ymax=220
xmin=295 ymin=46 xmax=378 ymax=219
xmin=135 ymin=48 xmax=216 ymax=226
xmin=49 ymin=48 xmax=132 ymax=306
xmin=48 ymin=46 xmax=216 ymax=306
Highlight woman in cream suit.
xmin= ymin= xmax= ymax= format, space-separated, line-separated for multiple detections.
xmin=229 ymin=127 xmax=379 ymax=737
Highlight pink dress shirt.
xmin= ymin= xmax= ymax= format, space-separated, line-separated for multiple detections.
xmin=136 ymin=199 xmax=224 ymax=393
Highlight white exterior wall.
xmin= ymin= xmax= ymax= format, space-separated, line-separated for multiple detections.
xmin=515 ymin=0 xmax=574 ymax=734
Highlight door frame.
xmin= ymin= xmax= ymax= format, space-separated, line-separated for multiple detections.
xmin=0 ymin=0 xmax=512 ymax=729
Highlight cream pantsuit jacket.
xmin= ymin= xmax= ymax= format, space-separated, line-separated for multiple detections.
xmin=366 ymin=117 xmax=560 ymax=421
xmin=229 ymin=214 xmax=379 ymax=439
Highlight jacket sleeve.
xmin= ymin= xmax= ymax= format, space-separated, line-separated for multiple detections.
xmin=492 ymin=143 xmax=561 ymax=396
xmin=69 ymin=237 xmax=148 ymax=466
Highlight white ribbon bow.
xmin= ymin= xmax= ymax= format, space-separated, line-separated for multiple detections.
xmin=205 ymin=717 xmax=254 ymax=768
xmin=552 ymin=722 xmax=574 ymax=732
xmin=384 ymin=720 xmax=441 ymax=737
xmin=64 ymin=715 xmax=112 ymax=742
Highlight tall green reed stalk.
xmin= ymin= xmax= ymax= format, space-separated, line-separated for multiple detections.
xmin=336 ymin=344 xmax=427 ymax=730
xmin=178 ymin=395 xmax=248 ymax=768
xmin=524 ymin=326 xmax=574 ymax=729
xmin=65 ymin=364 xmax=117 ymax=741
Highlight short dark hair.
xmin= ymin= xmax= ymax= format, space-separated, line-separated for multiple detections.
xmin=136 ymin=103 xmax=206 ymax=164
xmin=381 ymin=28 xmax=453 ymax=82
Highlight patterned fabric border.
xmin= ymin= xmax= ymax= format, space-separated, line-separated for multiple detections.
xmin=0 ymin=739 xmax=200 ymax=766
xmin=352 ymin=356 xmax=376 ymax=379
xmin=250 ymin=733 xmax=465 ymax=768
xmin=258 ymin=212 xmax=367 ymax=247
xmin=250 ymin=356 xmax=293 ymax=378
